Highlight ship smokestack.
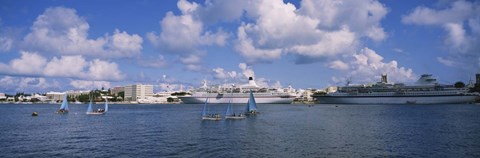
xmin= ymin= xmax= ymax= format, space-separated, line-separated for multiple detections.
xmin=381 ymin=74 xmax=388 ymax=83
xmin=248 ymin=77 xmax=258 ymax=87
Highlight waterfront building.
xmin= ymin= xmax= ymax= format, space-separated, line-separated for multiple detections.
xmin=0 ymin=93 xmax=6 ymax=101
xmin=66 ymin=90 xmax=90 ymax=97
xmin=111 ymin=86 xmax=125 ymax=96
xmin=46 ymin=92 xmax=66 ymax=102
xmin=31 ymin=93 xmax=47 ymax=102
xmin=124 ymin=84 xmax=154 ymax=101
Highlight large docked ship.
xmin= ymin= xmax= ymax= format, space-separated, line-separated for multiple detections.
xmin=312 ymin=74 xmax=479 ymax=104
xmin=179 ymin=77 xmax=297 ymax=104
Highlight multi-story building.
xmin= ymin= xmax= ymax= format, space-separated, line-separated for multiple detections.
xmin=46 ymin=92 xmax=66 ymax=102
xmin=124 ymin=84 xmax=153 ymax=101
xmin=111 ymin=86 xmax=125 ymax=96
xmin=66 ymin=90 xmax=90 ymax=98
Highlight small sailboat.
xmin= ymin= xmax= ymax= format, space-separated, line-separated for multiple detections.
xmin=225 ymin=100 xmax=245 ymax=119
xmin=245 ymin=91 xmax=259 ymax=115
xmin=86 ymin=96 xmax=108 ymax=115
xmin=202 ymin=98 xmax=221 ymax=121
xmin=56 ymin=94 xmax=69 ymax=114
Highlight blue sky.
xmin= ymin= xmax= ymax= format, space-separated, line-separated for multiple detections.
xmin=0 ymin=0 xmax=479 ymax=93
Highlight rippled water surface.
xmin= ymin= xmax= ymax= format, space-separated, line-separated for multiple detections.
xmin=1 ymin=103 xmax=480 ymax=157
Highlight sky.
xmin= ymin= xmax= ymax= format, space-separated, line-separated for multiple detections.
xmin=0 ymin=0 xmax=479 ymax=94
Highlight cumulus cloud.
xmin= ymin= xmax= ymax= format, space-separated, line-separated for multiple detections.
xmin=0 ymin=76 xmax=61 ymax=93
xmin=212 ymin=67 xmax=237 ymax=79
xmin=238 ymin=63 xmax=255 ymax=78
xmin=10 ymin=51 xmax=47 ymax=75
xmin=147 ymin=0 xmax=229 ymax=71
xmin=231 ymin=0 xmax=386 ymax=64
xmin=70 ymin=80 xmax=111 ymax=90
xmin=0 ymin=52 xmax=125 ymax=81
xmin=332 ymin=47 xmax=415 ymax=84
xmin=402 ymin=1 xmax=480 ymax=72
xmin=22 ymin=7 xmax=143 ymax=58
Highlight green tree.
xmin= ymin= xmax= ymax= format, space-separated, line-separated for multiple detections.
xmin=454 ymin=81 xmax=465 ymax=88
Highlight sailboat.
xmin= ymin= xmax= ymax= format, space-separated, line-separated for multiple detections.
xmin=245 ymin=91 xmax=259 ymax=115
xmin=86 ymin=96 xmax=108 ymax=115
xmin=56 ymin=94 xmax=69 ymax=114
xmin=225 ymin=100 xmax=245 ymax=119
xmin=202 ymin=98 xmax=221 ymax=121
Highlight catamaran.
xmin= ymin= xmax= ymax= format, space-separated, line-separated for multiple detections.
xmin=201 ymin=98 xmax=221 ymax=121
xmin=56 ymin=94 xmax=69 ymax=114
xmin=86 ymin=97 xmax=108 ymax=115
xmin=245 ymin=91 xmax=259 ymax=115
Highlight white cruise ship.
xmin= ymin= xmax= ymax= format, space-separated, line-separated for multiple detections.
xmin=179 ymin=77 xmax=297 ymax=104
xmin=312 ymin=74 xmax=479 ymax=104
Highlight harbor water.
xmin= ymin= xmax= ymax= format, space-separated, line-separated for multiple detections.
xmin=1 ymin=103 xmax=480 ymax=157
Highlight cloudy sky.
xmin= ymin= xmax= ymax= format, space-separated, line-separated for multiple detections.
xmin=0 ymin=0 xmax=479 ymax=93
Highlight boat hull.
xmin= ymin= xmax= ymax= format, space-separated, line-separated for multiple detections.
xmin=225 ymin=116 xmax=246 ymax=119
xmin=202 ymin=116 xmax=221 ymax=121
xmin=180 ymin=96 xmax=294 ymax=104
xmin=313 ymin=94 xmax=479 ymax=104
xmin=86 ymin=112 xmax=105 ymax=115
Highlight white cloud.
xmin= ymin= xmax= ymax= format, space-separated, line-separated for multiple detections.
xmin=70 ymin=80 xmax=111 ymax=90
xmin=43 ymin=55 xmax=87 ymax=78
xmin=238 ymin=63 xmax=255 ymax=78
xmin=234 ymin=24 xmax=283 ymax=63
xmin=437 ymin=57 xmax=456 ymax=67
xmin=0 ymin=76 xmax=61 ymax=93
xmin=328 ymin=60 xmax=349 ymax=70
xmin=212 ymin=67 xmax=237 ymax=79
xmin=10 ymin=51 xmax=47 ymax=75
xmin=402 ymin=1 xmax=480 ymax=72
xmin=231 ymin=0 xmax=385 ymax=64
xmin=402 ymin=1 xmax=474 ymax=25
xmin=87 ymin=59 xmax=124 ymax=81
xmin=331 ymin=47 xmax=416 ymax=83
xmin=0 ymin=52 xmax=125 ymax=81
xmin=22 ymin=7 xmax=143 ymax=58
xmin=443 ymin=23 xmax=469 ymax=53
xmin=298 ymin=0 xmax=388 ymax=41
xmin=147 ymin=0 xmax=229 ymax=70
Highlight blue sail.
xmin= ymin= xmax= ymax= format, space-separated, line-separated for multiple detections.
xmin=201 ymin=98 xmax=208 ymax=116
xmin=247 ymin=91 xmax=257 ymax=112
xmin=104 ymin=98 xmax=108 ymax=113
xmin=86 ymin=98 xmax=93 ymax=113
xmin=60 ymin=94 xmax=69 ymax=110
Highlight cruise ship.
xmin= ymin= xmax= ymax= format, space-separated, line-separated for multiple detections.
xmin=178 ymin=77 xmax=297 ymax=104
xmin=312 ymin=74 xmax=479 ymax=104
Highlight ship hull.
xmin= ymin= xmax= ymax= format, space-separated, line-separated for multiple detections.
xmin=179 ymin=95 xmax=294 ymax=104
xmin=313 ymin=95 xmax=479 ymax=104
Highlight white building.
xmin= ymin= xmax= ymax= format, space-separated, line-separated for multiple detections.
xmin=46 ymin=92 xmax=66 ymax=102
xmin=124 ymin=84 xmax=154 ymax=101
xmin=0 ymin=93 xmax=6 ymax=101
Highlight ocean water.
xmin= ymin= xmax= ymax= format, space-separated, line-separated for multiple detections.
xmin=1 ymin=103 xmax=480 ymax=157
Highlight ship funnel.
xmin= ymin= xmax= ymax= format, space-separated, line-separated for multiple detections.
xmin=248 ymin=77 xmax=258 ymax=87
xmin=381 ymin=74 xmax=388 ymax=83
